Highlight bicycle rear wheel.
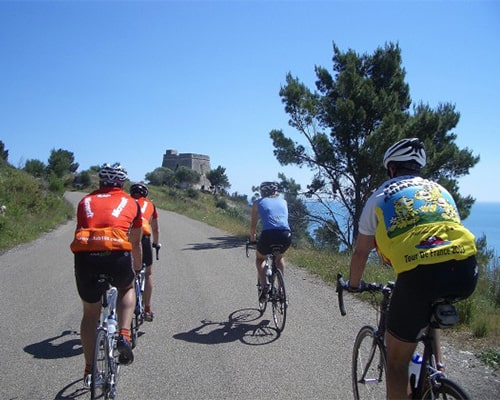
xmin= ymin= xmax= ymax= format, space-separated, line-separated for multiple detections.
xmin=352 ymin=325 xmax=387 ymax=400
xmin=257 ymin=281 xmax=267 ymax=312
xmin=271 ymin=269 xmax=287 ymax=332
xmin=421 ymin=377 xmax=471 ymax=400
xmin=91 ymin=329 xmax=109 ymax=400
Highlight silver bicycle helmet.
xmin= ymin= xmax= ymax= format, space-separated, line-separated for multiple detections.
xmin=130 ymin=182 xmax=148 ymax=198
xmin=383 ymin=138 xmax=426 ymax=169
xmin=98 ymin=163 xmax=128 ymax=187
xmin=260 ymin=181 xmax=279 ymax=197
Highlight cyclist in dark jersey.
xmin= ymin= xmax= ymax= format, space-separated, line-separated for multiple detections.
xmin=250 ymin=181 xmax=292 ymax=300
xmin=346 ymin=138 xmax=478 ymax=399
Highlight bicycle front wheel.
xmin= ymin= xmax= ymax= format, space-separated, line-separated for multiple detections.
xmin=91 ymin=329 xmax=110 ymax=400
xmin=271 ymin=269 xmax=287 ymax=332
xmin=352 ymin=325 xmax=387 ymax=400
xmin=421 ymin=377 xmax=471 ymax=400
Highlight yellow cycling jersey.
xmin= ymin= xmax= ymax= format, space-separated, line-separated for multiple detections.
xmin=359 ymin=176 xmax=477 ymax=274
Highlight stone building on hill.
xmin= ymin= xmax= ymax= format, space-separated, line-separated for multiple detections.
xmin=162 ymin=149 xmax=211 ymax=189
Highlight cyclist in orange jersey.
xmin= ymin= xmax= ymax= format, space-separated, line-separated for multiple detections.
xmin=130 ymin=182 xmax=160 ymax=321
xmin=70 ymin=163 xmax=143 ymax=386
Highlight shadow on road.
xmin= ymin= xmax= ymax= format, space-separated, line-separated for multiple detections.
xmin=53 ymin=378 xmax=88 ymax=399
xmin=182 ymin=235 xmax=244 ymax=251
xmin=173 ymin=308 xmax=280 ymax=345
xmin=24 ymin=329 xmax=82 ymax=359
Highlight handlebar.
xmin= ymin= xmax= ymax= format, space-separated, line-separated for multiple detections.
xmin=336 ymin=273 xmax=394 ymax=316
xmin=245 ymin=239 xmax=256 ymax=258
xmin=153 ymin=242 xmax=162 ymax=260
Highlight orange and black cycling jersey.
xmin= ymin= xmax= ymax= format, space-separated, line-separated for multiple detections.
xmin=135 ymin=197 xmax=158 ymax=236
xmin=70 ymin=187 xmax=142 ymax=253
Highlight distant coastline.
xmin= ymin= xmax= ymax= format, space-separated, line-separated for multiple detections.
xmin=305 ymin=200 xmax=500 ymax=256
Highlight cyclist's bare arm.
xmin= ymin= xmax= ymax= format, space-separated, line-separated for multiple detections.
xmin=130 ymin=227 xmax=143 ymax=270
xmin=151 ymin=217 xmax=160 ymax=248
xmin=349 ymin=233 xmax=375 ymax=289
xmin=249 ymin=201 xmax=259 ymax=242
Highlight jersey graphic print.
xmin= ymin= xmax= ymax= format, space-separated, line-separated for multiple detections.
xmin=374 ymin=176 xmax=475 ymax=273
xmin=382 ymin=178 xmax=460 ymax=239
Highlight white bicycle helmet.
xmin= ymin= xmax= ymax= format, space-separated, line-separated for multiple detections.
xmin=130 ymin=182 xmax=148 ymax=198
xmin=383 ymin=138 xmax=426 ymax=169
xmin=260 ymin=181 xmax=279 ymax=197
xmin=98 ymin=163 xmax=128 ymax=187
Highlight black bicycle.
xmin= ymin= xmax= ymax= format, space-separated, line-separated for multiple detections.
xmin=336 ymin=273 xmax=471 ymax=400
xmin=130 ymin=243 xmax=161 ymax=348
xmin=90 ymin=275 xmax=120 ymax=400
xmin=246 ymin=239 xmax=287 ymax=332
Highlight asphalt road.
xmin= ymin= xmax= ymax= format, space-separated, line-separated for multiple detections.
xmin=0 ymin=191 xmax=498 ymax=399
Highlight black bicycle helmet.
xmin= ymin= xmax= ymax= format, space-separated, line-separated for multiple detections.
xmin=383 ymin=138 xmax=426 ymax=169
xmin=130 ymin=182 xmax=149 ymax=198
xmin=98 ymin=163 xmax=128 ymax=187
xmin=260 ymin=181 xmax=279 ymax=197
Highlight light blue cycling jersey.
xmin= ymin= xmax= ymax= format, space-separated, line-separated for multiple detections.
xmin=258 ymin=196 xmax=290 ymax=231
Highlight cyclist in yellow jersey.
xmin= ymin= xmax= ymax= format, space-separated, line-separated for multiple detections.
xmin=346 ymin=138 xmax=478 ymax=399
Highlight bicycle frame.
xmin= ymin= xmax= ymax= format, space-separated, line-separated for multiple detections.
xmin=135 ymin=265 xmax=146 ymax=313
xmin=91 ymin=277 xmax=120 ymax=400
xmin=246 ymin=239 xmax=287 ymax=332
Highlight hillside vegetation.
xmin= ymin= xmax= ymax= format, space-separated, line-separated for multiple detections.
xmin=0 ymin=160 xmax=73 ymax=252
xmin=0 ymin=170 xmax=498 ymax=369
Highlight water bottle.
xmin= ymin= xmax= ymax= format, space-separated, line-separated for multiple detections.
xmin=107 ymin=314 xmax=118 ymax=335
xmin=265 ymin=264 xmax=272 ymax=277
xmin=409 ymin=353 xmax=422 ymax=388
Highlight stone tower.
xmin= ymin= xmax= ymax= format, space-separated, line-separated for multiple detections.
xmin=162 ymin=149 xmax=211 ymax=188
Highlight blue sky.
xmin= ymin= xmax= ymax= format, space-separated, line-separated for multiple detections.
xmin=1 ymin=0 xmax=499 ymax=202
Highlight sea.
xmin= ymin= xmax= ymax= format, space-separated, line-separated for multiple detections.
xmin=462 ymin=202 xmax=500 ymax=257
xmin=306 ymin=201 xmax=500 ymax=257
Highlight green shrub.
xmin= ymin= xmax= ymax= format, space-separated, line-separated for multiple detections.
xmin=215 ymin=198 xmax=228 ymax=210
xmin=186 ymin=188 xmax=199 ymax=199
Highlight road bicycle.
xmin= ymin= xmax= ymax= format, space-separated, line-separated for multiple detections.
xmin=246 ymin=239 xmax=287 ymax=332
xmin=131 ymin=243 xmax=161 ymax=349
xmin=336 ymin=273 xmax=471 ymax=400
xmin=90 ymin=275 xmax=121 ymax=400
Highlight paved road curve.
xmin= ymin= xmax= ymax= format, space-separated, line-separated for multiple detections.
xmin=0 ymin=191 xmax=498 ymax=399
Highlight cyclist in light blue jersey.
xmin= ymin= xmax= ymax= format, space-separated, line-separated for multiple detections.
xmin=250 ymin=182 xmax=292 ymax=300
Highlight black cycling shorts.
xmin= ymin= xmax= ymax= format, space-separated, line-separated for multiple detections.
xmin=387 ymin=256 xmax=478 ymax=342
xmin=257 ymin=229 xmax=292 ymax=255
xmin=74 ymin=251 xmax=135 ymax=303
xmin=141 ymin=235 xmax=153 ymax=268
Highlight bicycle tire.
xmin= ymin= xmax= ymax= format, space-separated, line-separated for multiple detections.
xmin=271 ymin=268 xmax=287 ymax=332
xmin=421 ymin=377 xmax=471 ymax=400
xmin=91 ymin=329 xmax=109 ymax=400
xmin=257 ymin=280 xmax=267 ymax=312
xmin=352 ymin=325 xmax=387 ymax=400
